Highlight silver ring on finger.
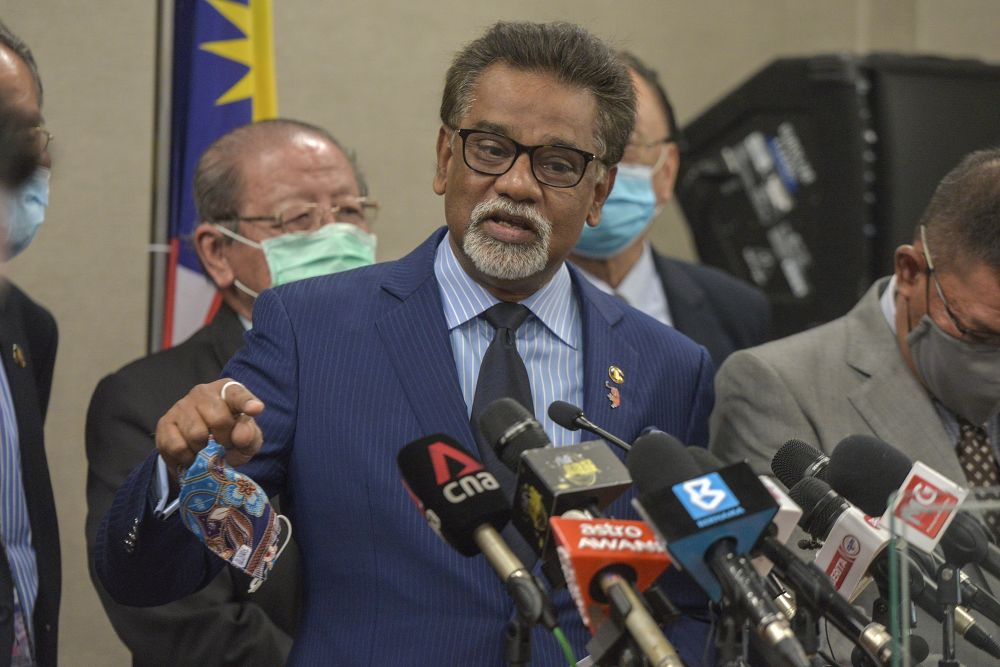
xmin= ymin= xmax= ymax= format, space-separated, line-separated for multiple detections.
xmin=220 ymin=380 xmax=246 ymax=403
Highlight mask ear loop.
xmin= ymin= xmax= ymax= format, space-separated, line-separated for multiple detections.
xmin=248 ymin=514 xmax=293 ymax=593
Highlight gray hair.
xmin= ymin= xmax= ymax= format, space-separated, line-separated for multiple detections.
xmin=193 ymin=118 xmax=368 ymax=228
xmin=440 ymin=21 xmax=635 ymax=165
xmin=920 ymin=147 xmax=1000 ymax=272
xmin=0 ymin=20 xmax=43 ymax=107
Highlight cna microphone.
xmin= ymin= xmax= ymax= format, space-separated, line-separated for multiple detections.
xmin=687 ymin=448 xmax=894 ymax=665
xmin=547 ymin=400 xmax=632 ymax=452
xmin=479 ymin=399 xmax=631 ymax=564
xmin=628 ymin=433 xmax=809 ymax=667
xmin=396 ymin=433 xmax=556 ymax=630
xmin=549 ymin=516 xmax=683 ymax=667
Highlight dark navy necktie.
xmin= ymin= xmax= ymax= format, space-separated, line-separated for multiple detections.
xmin=470 ymin=302 xmax=536 ymax=565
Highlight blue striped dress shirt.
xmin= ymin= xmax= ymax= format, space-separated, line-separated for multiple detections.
xmin=0 ymin=361 xmax=38 ymax=647
xmin=434 ymin=236 xmax=584 ymax=446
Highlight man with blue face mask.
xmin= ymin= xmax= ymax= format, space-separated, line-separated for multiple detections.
xmin=570 ymin=52 xmax=770 ymax=367
xmin=0 ymin=20 xmax=61 ymax=667
xmin=84 ymin=119 xmax=377 ymax=666
xmin=710 ymin=148 xmax=1000 ymax=663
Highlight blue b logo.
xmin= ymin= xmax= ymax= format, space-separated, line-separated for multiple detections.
xmin=673 ymin=473 xmax=741 ymax=521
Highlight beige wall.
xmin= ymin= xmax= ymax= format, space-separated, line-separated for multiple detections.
xmin=1 ymin=1 xmax=998 ymax=663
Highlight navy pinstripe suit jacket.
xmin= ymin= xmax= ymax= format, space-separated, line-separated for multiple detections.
xmin=96 ymin=228 xmax=716 ymax=666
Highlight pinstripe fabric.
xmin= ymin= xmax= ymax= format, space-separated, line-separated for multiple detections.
xmin=96 ymin=228 xmax=717 ymax=666
xmin=0 ymin=363 xmax=38 ymax=646
xmin=434 ymin=238 xmax=583 ymax=444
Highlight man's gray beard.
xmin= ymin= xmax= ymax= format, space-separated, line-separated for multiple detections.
xmin=462 ymin=199 xmax=552 ymax=281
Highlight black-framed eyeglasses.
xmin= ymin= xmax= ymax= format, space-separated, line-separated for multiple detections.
xmin=454 ymin=128 xmax=598 ymax=189
xmin=35 ymin=126 xmax=53 ymax=152
xmin=920 ymin=224 xmax=1000 ymax=346
xmin=209 ymin=197 xmax=379 ymax=235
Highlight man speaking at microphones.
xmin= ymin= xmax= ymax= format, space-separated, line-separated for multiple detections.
xmin=94 ymin=21 xmax=716 ymax=666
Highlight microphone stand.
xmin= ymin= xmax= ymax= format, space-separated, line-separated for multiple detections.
xmin=502 ymin=572 xmax=557 ymax=667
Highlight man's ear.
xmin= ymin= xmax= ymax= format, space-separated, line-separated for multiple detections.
xmin=194 ymin=223 xmax=234 ymax=288
xmin=585 ymin=164 xmax=617 ymax=228
xmin=653 ymin=143 xmax=680 ymax=205
xmin=894 ymin=243 xmax=926 ymax=299
xmin=432 ymin=126 xmax=453 ymax=196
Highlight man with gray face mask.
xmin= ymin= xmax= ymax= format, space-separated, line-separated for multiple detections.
xmin=710 ymin=147 xmax=1000 ymax=662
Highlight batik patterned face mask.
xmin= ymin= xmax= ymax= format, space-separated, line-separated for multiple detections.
xmin=178 ymin=439 xmax=292 ymax=592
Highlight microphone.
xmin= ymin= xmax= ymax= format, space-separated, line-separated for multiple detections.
xmin=479 ymin=397 xmax=550 ymax=471
xmin=771 ymin=439 xmax=830 ymax=489
xmin=688 ymin=448 xmax=895 ymax=665
xmin=790 ymin=477 xmax=1000 ymax=659
xmin=478 ymin=399 xmax=631 ymax=565
xmin=396 ymin=433 xmax=556 ymax=629
xmin=549 ymin=516 xmax=683 ymax=666
xmin=787 ymin=477 xmax=891 ymax=601
xmin=548 ymin=400 xmax=632 ymax=452
xmin=825 ymin=436 xmax=1000 ymax=625
xmin=628 ymin=433 xmax=809 ymax=667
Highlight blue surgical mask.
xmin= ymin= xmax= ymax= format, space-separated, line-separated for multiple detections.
xmin=5 ymin=167 xmax=50 ymax=259
xmin=574 ymin=163 xmax=657 ymax=259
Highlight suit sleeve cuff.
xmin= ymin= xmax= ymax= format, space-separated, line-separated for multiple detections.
xmin=152 ymin=454 xmax=181 ymax=519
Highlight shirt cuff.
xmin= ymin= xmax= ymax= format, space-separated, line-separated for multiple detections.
xmin=153 ymin=454 xmax=181 ymax=519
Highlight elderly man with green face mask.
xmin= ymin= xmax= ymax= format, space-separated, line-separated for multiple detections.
xmin=84 ymin=119 xmax=377 ymax=667
xmin=569 ymin=51 xmax=770 ymax=369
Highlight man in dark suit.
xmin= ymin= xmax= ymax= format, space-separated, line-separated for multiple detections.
xmin=0 ymin=20 xmax=60 ymax=667
xmin=95 ymin=22 xmax=716 ymax=665
xmin=85 ymin=119 xmax=377 ymax=666
xmin=570 ymin=52 xmax=770 ymax=367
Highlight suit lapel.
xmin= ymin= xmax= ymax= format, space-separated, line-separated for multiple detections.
xmin=844 ymin=280 xmax=966 ymax=482
xmin=572 ymin=269 xmax=642 ymax=442
xmin=375 ymin=229 xmax=474 ymax=446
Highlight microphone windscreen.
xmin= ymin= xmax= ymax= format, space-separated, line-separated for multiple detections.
xmin=627 ymin=431 xmax=700 ymax=495
xmin=788 ymin=477 xmax=833 ymax=519
xmin=827 ymin=435 xmax=911 ymax=516
xmin=397 ymin=434 xmax=510 ymax=556
xmin=770 ymin=439 xmax=828 ymax=489
xmin=789 ymin=476 xmax=853 ymax=538
xmin=686 ymin=446 xmax=724 ymax=473
xmin=478 ymin=397 xmax=550 ymax=471
xmin=547 ymin=400 xmax=583 ymax=431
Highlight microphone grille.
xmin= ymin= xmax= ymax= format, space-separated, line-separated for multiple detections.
xmin=478 ymin=398 xmax=549 ymax=471
xmin=548 ymin=400 xmax=583 ymax=430
xmin=771 ymin=439 xmax=828 ymax=488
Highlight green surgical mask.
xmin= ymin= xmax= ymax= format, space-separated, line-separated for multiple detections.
xmin=217 ymin=222 xmax=376 ymax=297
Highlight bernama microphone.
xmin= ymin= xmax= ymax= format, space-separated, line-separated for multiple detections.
xmin=777 ymin=436 xmax=1000 ymax=625
xmin=686 ymin=448 xmax=894 ymax=666
xmin=789 ymin=477 xmax=1000 ymax=660
xmin=627 ymin=432 xmax=810 ymax=667
xmin=478 ymin=399 xmax=631 ymax=568
xmin=549 ymin=516 xmax=683 ymax=667
xmin=396 ymin=433 xmax=556 ymax=630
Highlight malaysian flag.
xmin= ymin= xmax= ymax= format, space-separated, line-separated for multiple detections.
xmin=160 ymin=0 xmax=276 ymax=347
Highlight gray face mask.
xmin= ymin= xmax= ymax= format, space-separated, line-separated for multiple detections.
xmin=907 ymin=314 xmax=1000 ymax=425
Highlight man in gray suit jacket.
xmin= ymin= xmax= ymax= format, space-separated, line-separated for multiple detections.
xmin=711 ymin=147 xmax=1000 ymax=664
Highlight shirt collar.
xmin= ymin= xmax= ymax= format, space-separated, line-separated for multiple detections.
xmin=434 ymin=234 xmax=579 ymax=348
xmin=880 ymin=275 xmax=898 ymax=335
